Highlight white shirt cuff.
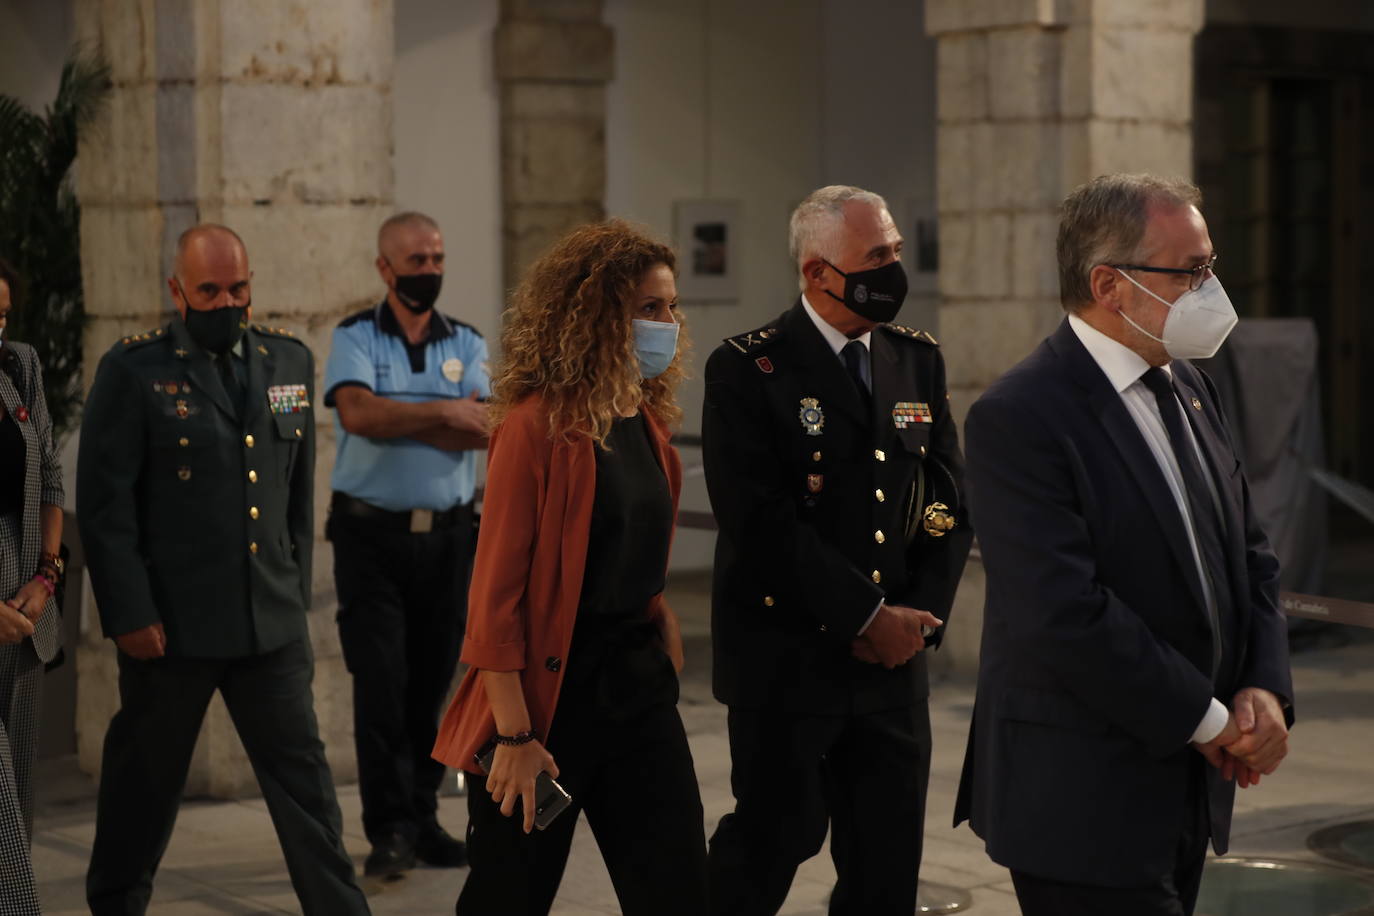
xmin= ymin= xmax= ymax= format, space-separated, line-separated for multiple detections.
xmin=856 ymin=599 xmax=884 ymax=636
xmin=1190 ymin=698 xmax=1230 ymax=745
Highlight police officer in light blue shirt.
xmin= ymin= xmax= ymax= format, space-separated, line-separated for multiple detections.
xmin=323 ymin=212 xmax=489 ymax=878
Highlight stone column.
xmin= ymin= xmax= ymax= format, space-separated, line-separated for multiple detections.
xmin=495 ymin=0 xmax=613 ymax=289
xmin=924 ymin=0 xmax=1204 ymax=675
xmin=74 ymin=0 xmax=394 ymax=796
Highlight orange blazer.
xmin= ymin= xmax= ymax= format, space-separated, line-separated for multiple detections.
xmin=432 ymin=394 xmax=683 ymax=773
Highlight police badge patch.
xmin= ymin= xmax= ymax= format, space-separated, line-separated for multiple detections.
xmin=799 ymin=397 xmax=825 ymax=436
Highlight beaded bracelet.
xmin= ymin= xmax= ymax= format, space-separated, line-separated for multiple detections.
xmin=30 ymin=574 xmax=55 ymax=597
xmin=493 ymin=729 xmax=540 ymax=747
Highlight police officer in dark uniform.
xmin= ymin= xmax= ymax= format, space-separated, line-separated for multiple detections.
xmin=78 ymin=225 xmax=370 ymax=916
xmin=703 ymin=186 xmax=974 ymax=915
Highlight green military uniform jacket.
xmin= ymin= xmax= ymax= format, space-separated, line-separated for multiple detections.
xmin=77 ymin=318 xmax=315 ymax=658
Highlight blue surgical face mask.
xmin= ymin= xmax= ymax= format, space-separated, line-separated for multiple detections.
xmin=632 ymin=318 xmax=679 ymax=379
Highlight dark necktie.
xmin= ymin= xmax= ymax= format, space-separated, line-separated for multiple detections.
xmin=217 ymin=353 xmax=244 ymax=415
xmin=840 ymin=340 xmax=871 ymax=404
xmin=1140 ymin=367 xmax=1230 ymax=678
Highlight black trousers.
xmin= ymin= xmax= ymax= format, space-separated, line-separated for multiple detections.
xmin=707 ymin=703 xmax=932 ymax=916
xmin=86 ymin=639 xmax=368 ymax=916
xmin=330 ymin=505 xmax=473 ymax=844
xmin=1010 ymin=765 xmax=1211 ymax=916
xmin=455 ymin=679 xmax=708 ymax=916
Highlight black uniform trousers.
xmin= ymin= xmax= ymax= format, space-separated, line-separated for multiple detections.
xmin=708 ymin=702 xmax=932 ymax=916
xmin=455 ymin=676 xmax=708 ymax=916
xmin=1010 ymin=760 xmax=1211 ymax=916
xmin=330 ymin=505 xmax=473 ymax=843
xmin=86 ymin=639 xmax=368 ymax=916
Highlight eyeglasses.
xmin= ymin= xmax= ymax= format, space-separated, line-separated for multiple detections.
xmin=1108 ymin=253 xmax=1218 ymax=292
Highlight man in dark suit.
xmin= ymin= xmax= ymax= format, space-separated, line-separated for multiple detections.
xmin=78 ymin=225 xmax=370 ymax=915
xmin=954 ymin=173 xmax=1293 ymax=916
xmin=703 ymin=185 xmax=973 ymax=915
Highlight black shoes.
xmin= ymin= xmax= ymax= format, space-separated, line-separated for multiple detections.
xmin=364 ymin=832 xmax=416 ymax=878
xmin=415 ymin=823 xmax=468 ymax=868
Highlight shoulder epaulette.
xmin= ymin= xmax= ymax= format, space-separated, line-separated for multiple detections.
xmin=252 ymin=323 xmax=303 ymax=342
xmin=117 ymin=327 xmax=167 ymax=349
xmin=723 ymin=324 xmax=782 ymax=355
xmin=337 ymin=307 xmax=377 ymax=329
xmin=440 ymin=313 xmax=483 ymax=338
xmin=880 ymin=323 xmax=938 ymax=346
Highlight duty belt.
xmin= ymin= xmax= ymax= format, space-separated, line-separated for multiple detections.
xmin=330 ymin=491 xmax=471 ymax=534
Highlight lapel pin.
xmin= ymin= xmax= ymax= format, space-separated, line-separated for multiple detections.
xmin=1191 ymin=397 xmax=1202 ymax=410
xmin=755 ymin=356 xmax=773 ymax=374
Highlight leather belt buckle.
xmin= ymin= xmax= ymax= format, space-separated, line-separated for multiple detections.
xmin=410 ymin=509 xmax=434 ymax=533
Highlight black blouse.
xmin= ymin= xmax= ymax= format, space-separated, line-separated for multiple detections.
xmin=564 ymin=413 xmax=677 ymax=713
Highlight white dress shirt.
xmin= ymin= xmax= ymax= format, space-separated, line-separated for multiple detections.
xmin=1067 ymin=314 xmax=1230 ymax=746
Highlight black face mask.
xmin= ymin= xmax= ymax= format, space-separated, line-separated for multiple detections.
xmin=183 ymin=304 xmax=248 ymax=354
xmin=821 ymin=259 xmax=908 ymax=324
xmin=390 ymin=268 xmax=443 ymax=314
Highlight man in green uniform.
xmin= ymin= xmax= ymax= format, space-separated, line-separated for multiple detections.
xmin=77 ymin=225 xmax=370 ymax=916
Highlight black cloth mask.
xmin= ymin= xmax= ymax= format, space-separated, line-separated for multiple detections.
xmin=822 ymin=259 xmax=908 ymax=324
xmin=391 ymin=269 xmax=443 ymax=314
xmin=183 ymin=304 xmax=248 ymax=354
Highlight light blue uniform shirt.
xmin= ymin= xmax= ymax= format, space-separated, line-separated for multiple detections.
xmin=323 ymin=300 xmax=490 ymax=511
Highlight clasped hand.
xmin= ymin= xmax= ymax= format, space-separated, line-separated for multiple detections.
xmin=850 ymin=603 xmax=943 ymax=669
xmin=0 ymin=579 xmax=52 ymax=645
xmin=1192 ymin=687 xmax=1288 ymax=789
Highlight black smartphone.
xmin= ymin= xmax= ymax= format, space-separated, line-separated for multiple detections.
xmin=475 ymin=738 xmax=573 ymax=831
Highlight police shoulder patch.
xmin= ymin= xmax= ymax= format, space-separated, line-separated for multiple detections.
xmin=723 ymin=324 xmax=782 ymax=355
xmin=880 ymin=323 xmax=938 ymax=346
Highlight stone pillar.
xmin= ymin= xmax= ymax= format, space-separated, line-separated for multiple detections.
xmin=495 ymin=0 xmax=613 ymax=289
xmin=924 ymin=0 xmax=1204 ymax=675
xmin=74 ymin=0 xmax=394 ymax=796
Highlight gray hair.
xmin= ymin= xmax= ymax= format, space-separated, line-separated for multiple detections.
xmin=1056 ymin=173 xmax=1202 ymax=313
xmin=789 ymin=185 xmax=890 ymax=290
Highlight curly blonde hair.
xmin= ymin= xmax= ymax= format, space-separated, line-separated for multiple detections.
xmin=491 ymin=220 xmax=688 ymax=445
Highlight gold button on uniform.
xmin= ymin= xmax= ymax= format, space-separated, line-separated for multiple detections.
xmin=874 ymin=530 xmax=885 ymax=544
xmin=763 ymin=596 xmax=775 ymax=607
xmin=874 ymin=449 xmax=886 ymax=462
xmin=249 ymin=506 xmax=259 ymax=520
xmin=875 ymin=489 xmax=885 ymax=502
xmin=249 ymin=541 xmax=259 ymax=554
xmin=871 ymin=570 xmax=882 ymax=583
xmin=920 ymin=445 xmax=927 ymax=457
xmin=248 ymin=469 xmax=258 ymax=483
xmin=294 ymin=427 xmax=302 ymax=438
xmin=178 ymin=437 xmax=189 ymax=447
xmin=812 ymin=451 xmax=822 ymax=462
xmin=177 ymin=467 xmax=191 ymax=481
xmin=244 ymin=434 xmax=255 ymax=448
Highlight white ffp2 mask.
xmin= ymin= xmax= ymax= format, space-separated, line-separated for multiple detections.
xmin=1116 ymin=271 xmax=1238 ymax=360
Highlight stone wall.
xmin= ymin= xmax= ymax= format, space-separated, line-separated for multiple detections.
xmin=496 ymin=0 xmax=612 ymax=288
xmin=925 ymin=0 xmax=1204 ymax=674
xmin=74 ymin=0 xmax=395 ymax=796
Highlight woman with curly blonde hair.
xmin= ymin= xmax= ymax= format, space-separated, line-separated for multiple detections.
xmin=434 ymin=220 xmax=707 ymax=915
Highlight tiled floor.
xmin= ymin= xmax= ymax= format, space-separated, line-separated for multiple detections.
xmin=30 ymin=573 xmax=1374 ymax=915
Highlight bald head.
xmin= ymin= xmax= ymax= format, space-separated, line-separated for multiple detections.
xmin=378 ymin=212 xmax=441 ymax=261
xmin=169 ymin=224 xmax=252 ymax=319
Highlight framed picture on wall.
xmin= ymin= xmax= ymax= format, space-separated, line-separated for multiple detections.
xmin=674 ymin=200 xmax=740 ymax=302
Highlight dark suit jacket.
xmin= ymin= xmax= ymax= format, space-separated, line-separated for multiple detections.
xmin=78 ymin=319 xmax=315 ymax=658
xmin=953 ymin=319 xmax=1293 ymax=887
xmin=703 ymin=300 xmax=973 ymax=715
